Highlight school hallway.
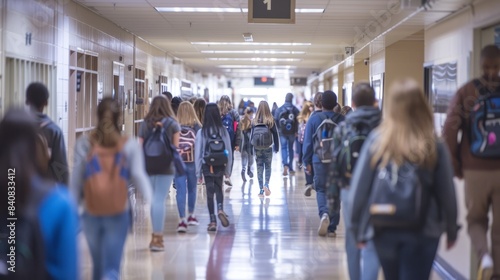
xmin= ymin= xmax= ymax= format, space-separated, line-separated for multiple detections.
xmin=77 ymin=153 xmax=444 ymax=280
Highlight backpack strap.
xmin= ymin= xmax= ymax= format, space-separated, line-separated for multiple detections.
xmin=40 ymin=120 xmax=51 ymax=129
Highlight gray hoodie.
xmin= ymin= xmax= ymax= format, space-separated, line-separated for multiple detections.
xmin=195 ymin=127 xmax=232 ymax=179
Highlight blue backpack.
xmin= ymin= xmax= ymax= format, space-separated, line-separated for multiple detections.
xmin=222 ymin=113 xmax=235 ymax=143
xmin=470 ymin=79 xmax=500 ymax=158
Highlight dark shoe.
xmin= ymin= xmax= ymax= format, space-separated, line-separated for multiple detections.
xmin=218 ymin=210 xmax=230 ymax=227
xmin=207 ymin=222 xmax=217 ymax=232
xmin=327 ymin=231 xmax=337 ymax=238
xmin=224 ymin=178 xmax=233 ymax=186
xmin=289 ymin=170 xmax=296 ymax=175
xmin=304 ymin=184 xmax=313 ymax=197
xmin=247 ymin=169 xmax=254 ymax=178
xmin=241 ymin=170 xmax=247 ymax=182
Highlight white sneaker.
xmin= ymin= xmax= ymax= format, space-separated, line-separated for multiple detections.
xmin=318 ymin=213 xmax=329 ymax=236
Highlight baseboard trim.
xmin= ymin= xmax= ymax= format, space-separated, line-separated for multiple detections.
xmin=433 ymin=255 xmax=468 ymax=280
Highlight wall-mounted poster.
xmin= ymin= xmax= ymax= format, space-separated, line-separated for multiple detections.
xmin=431 ymin=62 xmax=457 ymax=135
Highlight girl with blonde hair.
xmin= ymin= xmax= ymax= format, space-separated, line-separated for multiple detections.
xmin=297 ymin=101 xmax=314 ymax=168
xmin=251 ymin=101 xmax=280 ymax=197
xmin=174 ymin=101 xmax=202 ymax=232
xmin=218 ymin=95 xmax=241 ymax=187
xmin=239 ymin=107 xmax=255 ymax=181
xmin=348 ymin=79 xmax=459 ymax=280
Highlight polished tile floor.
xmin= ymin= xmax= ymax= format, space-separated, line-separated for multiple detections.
xmin=79 ymin=153 xmax=443 ymax=280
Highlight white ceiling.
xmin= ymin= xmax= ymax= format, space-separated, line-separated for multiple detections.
xmin=75 ymin=0 xmax=471 ymax=78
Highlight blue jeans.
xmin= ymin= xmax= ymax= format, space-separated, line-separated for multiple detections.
xmin=149 ymin=174 xmax=174 ymax=233
xmin=255 ymin=148 xmax=273 ymax=189
xmin=373 ymin=230 xmax=439 ymax=280
xmin=175 ymin=162 xmax=197 ymax=219
xmin=341 ymin=189 xmax=380 ymax=280
xmin=82 ymin=211 xmax=129 ymax=280
xmin=280 ymin=135 xmax=295 ymax=170
xmin=313 ymin=162 xmax=339 ymax=232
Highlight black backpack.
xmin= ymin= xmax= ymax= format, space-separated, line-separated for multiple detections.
xmin=313 ymin=113 xmax=338 ymax=163
xmin=1 ymin=181 xmax=51 ymax=280
xmin=143 ymin=118 xmax=173 ymax=175
xmin=369 ymin=162 xmax=430 ymax=229
xmin=335 ymin=122 xmax=373 ymax=188
xmin=203 ymin=130 xmax=228 ymax=167
xmin=279 ymin=107 xmax=296 ymax=135
xmin=251 ymin=123 xmax=273 ymax=150
xmin=469 ymin=79 xmax=500 ymax=158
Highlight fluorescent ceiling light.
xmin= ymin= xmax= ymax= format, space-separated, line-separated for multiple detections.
xmin=192 ymin=42 xmax=311 ymax=46
xmin=217 ymin=65 xmax=297 ymax=69
xmin=155 ymin=7 xmax=324 ymax=13
xmin=208 ymin=58 xmax=301 ymax=62
xmin=155 ymin=7 xmax=242 ymax=12
xmin=295 ymin=9 xmax=324 ymax=13
xmin=201 ymin=50 xmax=305 ymax=54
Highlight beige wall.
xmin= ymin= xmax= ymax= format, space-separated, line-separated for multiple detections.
xmin=354 ymin=60 xmax=369 ymax=84
xmin=385 ymin=40 xmax=424 ymax=94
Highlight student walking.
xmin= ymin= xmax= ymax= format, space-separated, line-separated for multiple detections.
xmin=297 ymin=101 xmax=314 ymax=187
xmin=251 ymin=101 xmax=280 ymax=197
xmin=139 ymin=95 xmax=180 ymax=251
xmin=331 ymin=83 xmax=381 ymax=280
xmin=443 ymin=44 xmax=500 ymax=280
xmin=195 ymin=103 xmax=232 ymax=231
xmin=349 ymin=79 xmax=459 ymax=280
xmin=303 ymin=90 xmax=344 ymax=236
xmin=194 ymin=98 xmax=207 ymax=124
xmin=303 ymin=93 xmax=323 ymax=197
xmin=175 ymin=101 xmax=201 ymax=232
xmin=0 ymin=108 xmax=79 ymax=280
xmin=25 ymin=82 xmax=69 ymax=185
xmin=274 ymin=93 xmax=300 ymax=176
xmin=239 ymin=107 xmax=255 ymax=181
xmin=218 ymin=95 xmax=241 ymax=187
xmin=71 ymin=98 xmax=152 ymax=279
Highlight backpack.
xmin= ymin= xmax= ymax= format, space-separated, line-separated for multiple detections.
xmin=470 ymin=79 xmax=500 ymax=158
xmin=203 ymin=130 xmax=228 ymax=167
xmin=83 ymin=137 xmax=130 ymax=215
xmin=222 ymin=113 xmax=235 ymax=143
xmin=313 ymin=113 xmax=338 ymax=163
xmin=251 ymin=123 xmax=273 ymax=150
xmin=369 ymin=162 xmax=430 ymax=229
xmin=143 ymin=119 xmax=174 ymax=174
xmin=298 ymin=122 xmax=306 ymax=144
xmin=1 ymin=180 xmax=51 ymax=280
xmin=35 ymin=121 xmax=51 ymax=177
xmin=335 ymin=122 xmax=373 ymax=188
xmin=279 ymin=107 xmax=297 ymax=135
xmin=178 ymin=125 xmax=196 ymax=162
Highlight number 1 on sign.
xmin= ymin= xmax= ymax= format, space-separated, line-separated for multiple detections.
xmin=263 ymin=0 xmax=271 ymax=10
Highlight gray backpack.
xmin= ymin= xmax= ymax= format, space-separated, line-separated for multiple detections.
xmin=251 ymin=124 xmax=273 ymax=150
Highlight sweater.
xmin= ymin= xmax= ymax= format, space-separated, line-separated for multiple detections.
xmin=69 ymin=136 xmax=153 ymax=209
xmin=443 ymin=79 xmax=500 ymax=178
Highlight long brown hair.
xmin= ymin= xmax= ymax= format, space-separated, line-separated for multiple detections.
xmin=240 ymin=107 xmax=254 ymax=131
xmin=218 ymin=95 xmax=233 ymax=116
xmin=177 ymin=101 xmax=201 ymax=127
xmin=145 ymin=95 xmax=177 ymax=126
xmin=371 ymin=79 xmax=437 ymax=169
xmin=253 ymin=101 xmax=275 ymax=128
xmin=297 ymin=101 xmax=314 ymax=123
xmin=89 ymin=97 xmax=122 ymax=147
xmin=193 ymin=98 xmax=206 ymax=124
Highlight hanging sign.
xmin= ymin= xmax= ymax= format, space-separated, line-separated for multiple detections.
xmin=248 ymin=0 xmax=296 ymax=24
